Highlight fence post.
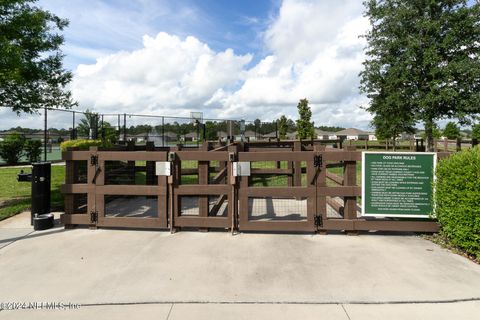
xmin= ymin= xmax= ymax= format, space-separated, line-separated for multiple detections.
xmin=287 ymin=145 xmax=294 ymax=187
xmin=314 ymin=144 xmax=327 ymax=234
xmin=64 ymin=156 xmax=75 ymax=219
xmin=44 ymin=107 xmax=47 ymax=162
xmin=146 ymin=141 xmax=155 ymax=185
xmin=473 ymin=138 xmax=478 ymax=147
xmin=456 ymin=138 xmax=462 ymax=152
xmin=443 ymin=138 xmax=448 ymax=152
xmin=198 ymin=142 xmax=210 ymax=231
xmin=87 ymin=146 xmax=98 ymax=229
xmin=123 ymin=113 xmax=127 ymax=142
xmin=293 ymin=141 xmax=302 ymax=188
xmin=127 ymin=140 xmax=135 ymax=184
xmin=343 ymin=145 xmax=357 ymax=235
xmin=228 ymin=143 xmax=239 ymax=233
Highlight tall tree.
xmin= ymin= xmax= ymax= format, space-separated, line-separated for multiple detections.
xmin=443 ymin=122 xmax=461 ymax=139
xmin=286 ymin=118 xmax=296 ymax=132
xmin=77 ymin=110 xmax=99 ymax=139
xmin=277 ymin=115 xmax=288 ymax=140
xmin=296 ymin=98 xmax=314 ymax=140
xmin=369 ymin=86 xmax=416 ymax=150
xmin=372 ymin=110 xmax=415 ymax=151
xmin=0 ymin=0 xmax=74 ymax=113
xmin=360 ymin=0 xmax=480 ymax=151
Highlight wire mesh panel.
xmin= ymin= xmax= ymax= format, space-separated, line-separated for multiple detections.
xmin=248 ymin=197 xmax=307 ymax=221
xmin=104 ymin=160 xmax=157 ymax=185
xmin=326 ymin=196 xmax=343 ymax=218
xmin=178 ymin=196 xmax=198 ymax=216
xmin=104 ymin=195 xmax=158 ymax=218
xmin=64 ymin=194 xmax=88 ymax=214
xmin=237 ymin=150 xmax=316 ymax=232
xmin=178 ymin=195 xmax=228 ymax=217
xmin=65 ymin=160 xmax=88 ymax=184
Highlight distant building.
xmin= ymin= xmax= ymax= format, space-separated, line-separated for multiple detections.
xmin=128 ymin=133 xmax=147 ymax=143
xmin=335 ymin=128 xmax=376 ymax=140
xmin=217 ymin=131 xmax=228 ymax=141
xmin=315 ymin=129 xmax=337 ymax=140
xmin=286 ymin=132 xmax=297 ymax=140
xmin=184 ymin=132 xmax=198 ymax=142
xmin=243 ymin=130 xmax=257 ymax=141
xmin=262 ymin=131 xmax=278 ymax=140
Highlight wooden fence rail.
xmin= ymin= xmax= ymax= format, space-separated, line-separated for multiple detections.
xmin=60 ymin=141 xmax=447 ymax=234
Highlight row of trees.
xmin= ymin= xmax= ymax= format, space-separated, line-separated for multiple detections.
xmin=422 ymin=122 xmax=480 ymax=140
xmin=361 ymin=0 xmax=480 ymax=151
xmin=71 ymin=101 xmax=325 ymax=142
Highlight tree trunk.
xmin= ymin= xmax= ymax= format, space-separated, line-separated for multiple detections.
xmin=392 ymin=137 xmax=396 ymax=151
xmin=425 ymin=119 xmax=434 ymax=152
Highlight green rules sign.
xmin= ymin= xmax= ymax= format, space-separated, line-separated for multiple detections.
xmin=362 ymin=152 xmax=437 ymax=218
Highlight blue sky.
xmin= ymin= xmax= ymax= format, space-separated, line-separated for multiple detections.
xmin=40 ymin=0 xmax=280 ymax=69
xmin=3 ymin=0 xmax=375 ymax=129
xmin=2 ymin=0 xmax=478 ymax=130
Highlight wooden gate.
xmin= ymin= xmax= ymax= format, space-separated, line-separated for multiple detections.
xmin=236 ymin=150 xmax=318 ymax=232
xmin=170 ymin=144 xmax=235 ymax=230
xmin=62 ymin=146 xmax=169 ymax=229
xmin=61 ymin=143 xmax=442 ymax=233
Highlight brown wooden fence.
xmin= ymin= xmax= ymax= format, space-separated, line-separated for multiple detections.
xmin=61 ymin=141 xmax=446 ymax=234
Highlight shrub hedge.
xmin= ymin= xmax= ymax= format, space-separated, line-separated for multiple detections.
xmin=0 ymin=133 xmax=25 ymax=165
xmin=60 ymin=139 xmax=110 ymax=152
xmin=435 ymin=146 xmax=480 ymax=258
xmin=24 ymin=139 xmax=42 ymax=163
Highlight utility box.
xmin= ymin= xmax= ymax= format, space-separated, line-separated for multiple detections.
xmin=31 ymin=162 xmax=51 ymax=225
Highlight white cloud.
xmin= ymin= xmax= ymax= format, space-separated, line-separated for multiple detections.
xmin=72 ymin=32 xmax=252 ymax=116
xmin=7 ymin=0 xmax=372 ymax=130
xmin=206 ymin=0 xmax=371 ymax=127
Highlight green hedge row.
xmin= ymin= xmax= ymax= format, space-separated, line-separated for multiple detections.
xmin=60 ymin=139 xmax=111 ymax=152
xmin=435 ymin=146 xmax=480 ymax=258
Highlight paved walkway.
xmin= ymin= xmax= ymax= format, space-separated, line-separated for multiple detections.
xmin=0 ymin=212 xmax=479 ymax=319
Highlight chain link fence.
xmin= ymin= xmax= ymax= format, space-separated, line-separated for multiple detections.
xmin=0 ymin=107 xmax=259 ymax=164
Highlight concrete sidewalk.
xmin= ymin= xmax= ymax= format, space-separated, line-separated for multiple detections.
xmin=0 ymin=212 xmax=479 ymax=319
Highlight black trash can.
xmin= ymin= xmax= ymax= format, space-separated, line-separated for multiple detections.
xmin=31 ymin=162 xmax=51 ymax=225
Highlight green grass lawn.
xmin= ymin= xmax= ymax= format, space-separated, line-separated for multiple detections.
xmin=0 ymin=165 xmax=64 ymax=221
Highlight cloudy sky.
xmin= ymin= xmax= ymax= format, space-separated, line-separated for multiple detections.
xmin=2 ymin=0 xmax=375 ymax=130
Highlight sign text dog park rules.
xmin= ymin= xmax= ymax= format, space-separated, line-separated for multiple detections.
xmin=362 ymin=152 xmax=437 ymax=218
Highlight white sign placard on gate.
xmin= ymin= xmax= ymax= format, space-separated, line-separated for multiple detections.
xmin=155 ymin=161 xmax=172 ymax=176
xmin=233 ymin=162 xmax=251 ymax=176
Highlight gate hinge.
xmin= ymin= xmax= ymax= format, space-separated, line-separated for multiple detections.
xmin=90 ymin=155 xmax=98 ymax=166
xmin=314 ymin=155 xmax=323 ymax=168
xmin=90 ymin=210 xmax=98 ymax=223
xmin=314 ymin=215 xmax=323 ymax=228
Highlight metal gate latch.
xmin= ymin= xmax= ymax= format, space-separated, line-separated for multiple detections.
xmin=92 ymin=167 xmax=102 ymax=184
xmin=314 ymin=215 xmax=323 ymax=227
xmin=311 ymin=154 xmax=323 ymax=185
xmin=90 ymin=155 xmax=98 ymax=166
xmin=314 ymin=155 xmax=322 ymax=168
xmin=90 ymin=211 xmax=98 ymax=223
